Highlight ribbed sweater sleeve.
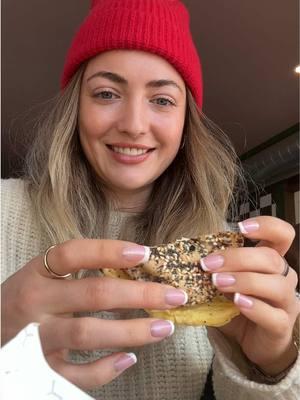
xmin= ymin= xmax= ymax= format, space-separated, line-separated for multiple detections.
xmin=1 ymin=179 xmax=47 ymax=283
xmin=207 ymin=327 xmax=300 ymax=399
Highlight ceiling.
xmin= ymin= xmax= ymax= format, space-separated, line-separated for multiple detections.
xmin=2 ymin=0 xmax=299 ymax=177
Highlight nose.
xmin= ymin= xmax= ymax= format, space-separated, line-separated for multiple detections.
xmin=116 ymin=98 xmax=148 ymax=138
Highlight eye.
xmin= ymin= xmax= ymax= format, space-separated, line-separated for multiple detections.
xmin=151 ymin=97 xmax=176 ymax=107
xmin=93 ymin=90 xmax=119 ymax=100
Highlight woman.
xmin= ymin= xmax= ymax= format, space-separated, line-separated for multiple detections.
xmin=2 ymin=1 xmax=299 ymax=399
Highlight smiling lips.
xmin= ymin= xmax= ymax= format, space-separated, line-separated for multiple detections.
xmin=112 ymin=146 xmax=148 ymax=156
xmin=106 ymin=143 xmax=155 ymax=164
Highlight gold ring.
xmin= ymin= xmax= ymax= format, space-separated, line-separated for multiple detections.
xmin=43 ymin=245 xmax=72 ymax=279
xmin=281 ymin=257 xmax=290 ymax=277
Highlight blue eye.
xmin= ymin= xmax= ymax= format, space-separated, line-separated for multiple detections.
xmin=152 ymin=97 xmax=175 ymax=106
xmin=94 ymin=91 xmax=119 ymax=100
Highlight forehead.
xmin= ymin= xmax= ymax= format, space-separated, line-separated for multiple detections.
xmin=83 ymin=49 xmax=185 ymax=86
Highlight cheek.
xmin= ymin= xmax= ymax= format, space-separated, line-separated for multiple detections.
xmin=78 ymin=106 xmax=105 ymax=164
xmin=156 ymin=115 xmax=184 ymax=148
xmin=79 ymin=101 xmax=112 ymax=141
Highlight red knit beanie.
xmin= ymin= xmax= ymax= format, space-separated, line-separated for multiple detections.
xmin=61 ymin=0 xmax=203 ymax=108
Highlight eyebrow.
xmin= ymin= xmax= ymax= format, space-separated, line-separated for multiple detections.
xmin=87 ymin=71 xmax=183 ymax=92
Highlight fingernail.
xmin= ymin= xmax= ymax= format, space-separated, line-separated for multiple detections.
xmin=114 ymin=352 xmax=137 ymax=372
xmin=165 ymin=289 xmax=188 ymax=306
xmin=122 ymin=245 xmax=150 ymax=263
xmin=238 ymin=219 xmax=260 ymax=234
xmin=234 ymin=293 xmax=254 ymax=308
xmin=212 ymin=273 xmax=236 ymax=287
xmin=150 ymin=320 xmax=175 ymax=337
xmin=200 ymin=254 xmax=224 ymax=271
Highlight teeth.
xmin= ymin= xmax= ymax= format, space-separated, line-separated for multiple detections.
xmin=112 ymin=147 xmax=148 ymax=156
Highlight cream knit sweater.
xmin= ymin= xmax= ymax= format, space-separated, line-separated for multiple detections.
xmin=1 ymin=178 xmax=300 ymax=400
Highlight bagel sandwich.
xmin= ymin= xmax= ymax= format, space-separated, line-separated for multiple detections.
xmin=102 ymin=231 xmax=244 ymax=327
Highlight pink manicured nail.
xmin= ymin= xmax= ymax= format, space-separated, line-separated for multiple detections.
xmin=114 ymin=353 xmax=137 ymax=372
xmin=200 ymin=255 xmax=224 ymax=271
xmin=238 ymin=219 xmax=260 ymax=234
xmin=165 ymin=289 xmax=188 ymax=306
xmin=122 ymin=245 xmax=150 ymax=263
xmin=150 ymin=320 xmax=175 ymax=337
xmin=212 ymin=273 xmax=236 ymax=287
xmin=234 ymin=293 xmax=254 ymax=308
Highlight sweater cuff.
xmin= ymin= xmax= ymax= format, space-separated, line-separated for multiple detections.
xmin=206 ymin=327 xmax=300 ymax=399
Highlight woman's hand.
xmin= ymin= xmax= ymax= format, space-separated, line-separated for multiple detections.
xmin=200 ymin=216 xmax=300 ymax=375
xmin=1 ymin=239 xmax=188 ymax=389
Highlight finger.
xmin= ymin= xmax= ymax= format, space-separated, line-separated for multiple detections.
xmin=200 ymin=246 xmax=288 ymax=275
xmin=40 ymin=317 xmax=175 ymax=354
xmin=238 ymin=216 xmax=295 ymax=256
xmin=232 ymin=293 xmax=291 ymax=339
xmin=47 ymin=351 xmax=137 ymax=390
xmin=211 ymin=270 xmax=298 ymax=310
xmin=34 ymin=239 xmax=150 ymax=278
xmin=40 ymin=276 xmax=188 ymax=313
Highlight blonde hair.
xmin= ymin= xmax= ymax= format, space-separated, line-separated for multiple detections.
xmin=25 ymin=65 xmax=246 ymax=246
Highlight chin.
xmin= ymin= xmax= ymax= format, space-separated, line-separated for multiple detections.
xmin=108 ymin=172 xmax=156 ymax=190
xmin=113 ymin=180 xmax=152 ymax=192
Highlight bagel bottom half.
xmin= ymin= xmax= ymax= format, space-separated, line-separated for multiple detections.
xmin=145 ymin=297 xmax=240 ymax=327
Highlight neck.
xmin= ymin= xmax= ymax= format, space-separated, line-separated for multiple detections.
xmin=110 ymin=185 xmax=153 ymax=213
